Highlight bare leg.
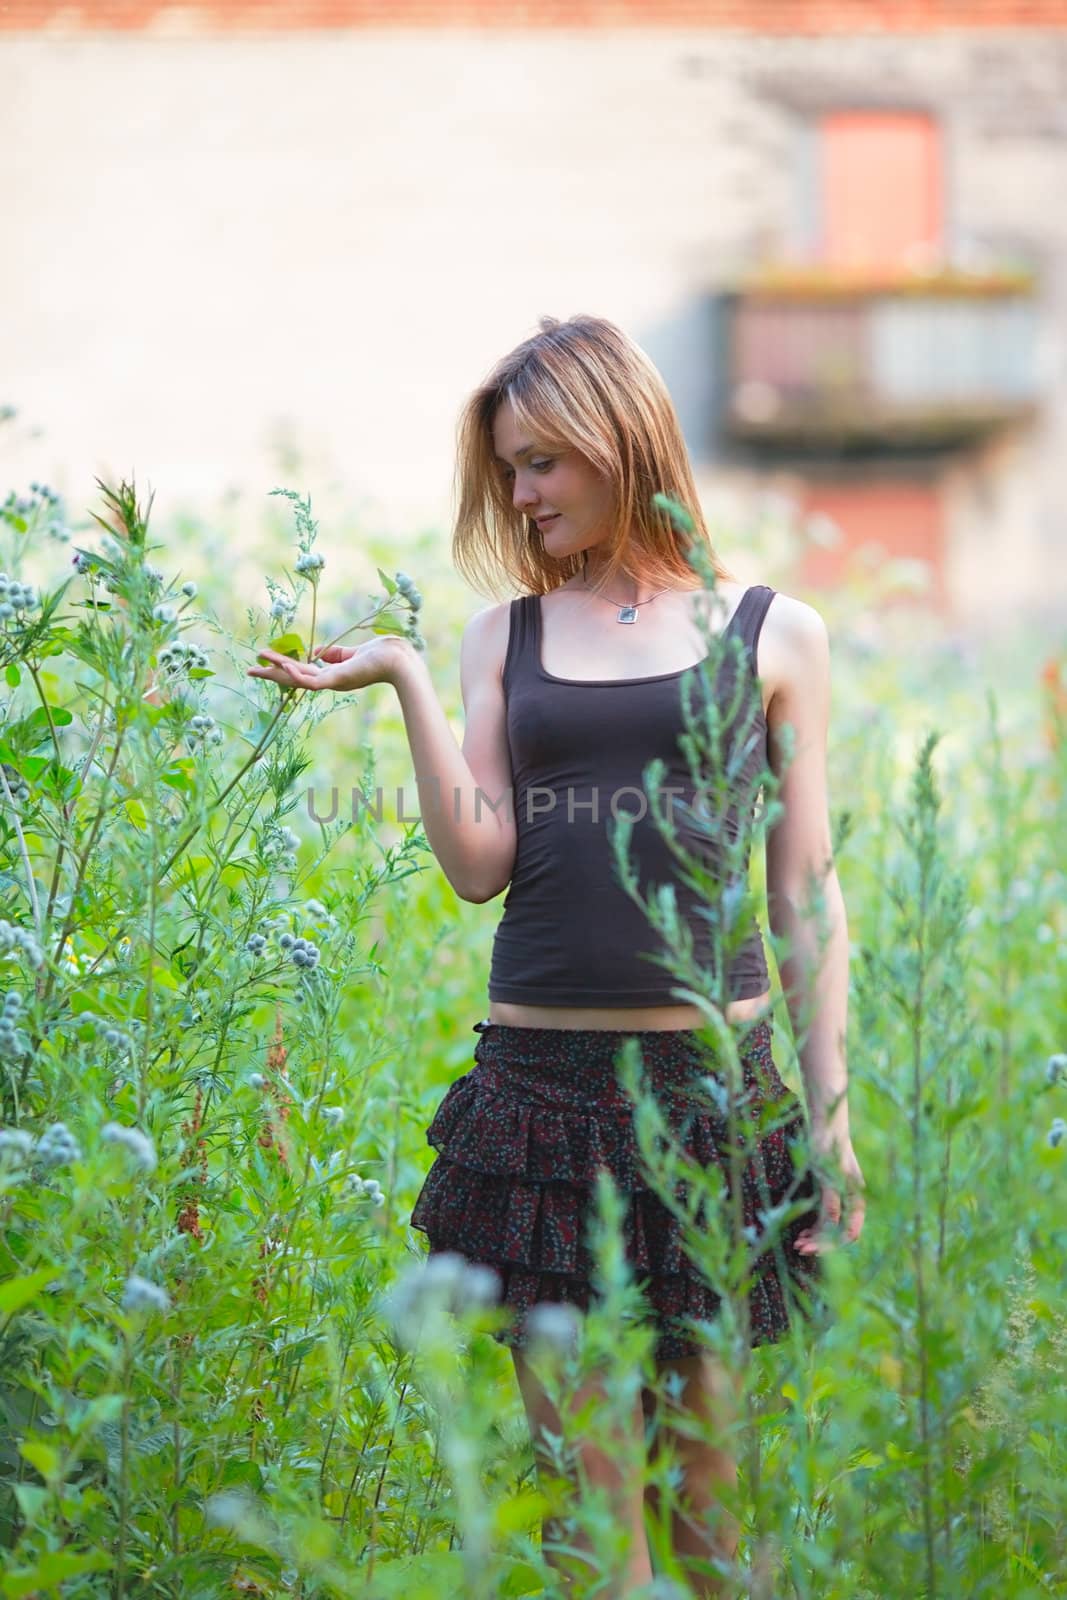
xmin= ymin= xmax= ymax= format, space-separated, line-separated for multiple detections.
xmin=643 ymin=1353 xmax=743 ymax=1599
xmin=512 ymin=1347 xmax=653 ymax=1597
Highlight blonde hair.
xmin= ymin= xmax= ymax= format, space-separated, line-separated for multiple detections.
xmin=452 ymin=314 xmax=735 ymax=599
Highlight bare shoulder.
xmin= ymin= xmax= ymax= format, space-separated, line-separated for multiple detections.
xmin=460 ymin=599 xmax=513 ymax=694
xmin=759 ymin=589 xmax=831 ymax=708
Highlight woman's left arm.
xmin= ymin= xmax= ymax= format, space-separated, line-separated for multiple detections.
xmin=761 ymin=594 xmax=865 ymax=1253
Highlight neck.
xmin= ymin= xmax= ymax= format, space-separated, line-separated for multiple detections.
xmin=581 ymin=552 xmax=681 ymax=605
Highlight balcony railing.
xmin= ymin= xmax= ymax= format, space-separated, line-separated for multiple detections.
xmin=720 ymin=271 xmax=1040 ymax=447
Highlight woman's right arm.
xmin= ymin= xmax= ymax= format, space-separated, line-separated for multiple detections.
xmin=248 ymin=603 xmax=517 ymax=904
xmin=388 ymin=602 xmax=517 ymax=903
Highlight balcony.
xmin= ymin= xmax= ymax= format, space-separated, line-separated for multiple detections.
xmin=720 ymin=269 xmax=1040 ymax=450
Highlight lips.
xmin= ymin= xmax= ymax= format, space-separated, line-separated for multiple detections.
xmin=535 ymin=515 xmax=559 ymax=529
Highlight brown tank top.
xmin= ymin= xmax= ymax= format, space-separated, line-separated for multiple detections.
xmin=487 ymin=585 xmax=776 ymax=1007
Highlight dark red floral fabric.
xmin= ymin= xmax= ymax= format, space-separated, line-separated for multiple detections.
xmin=409 ymin=1018 xmax=825 ymax=1360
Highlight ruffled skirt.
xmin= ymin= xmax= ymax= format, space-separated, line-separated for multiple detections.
xmin=409 ymin=1017 xmax=824 ymax=1360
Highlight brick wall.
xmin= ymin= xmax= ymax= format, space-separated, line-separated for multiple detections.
xmin=3 ymin=0 xmax=1067 ymax=31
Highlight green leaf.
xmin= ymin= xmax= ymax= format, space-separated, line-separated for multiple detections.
xmin=370 ymin=617 xmax=409 ymax=638
xmin=377 ymin=567 xmax=398 ymax=596
xmin=258 ymin=632 xmax=306 ymax=665
xmin=4 ymin=664 xmax=19 ymax=688
xmin=3 ymin=1547 xmax=113 ymax=1596
xmin=0 ymin=1267 xmax=60 ymax=1315
xmin=221 ymin=1457 xmax=264 ymax=1491
xmin=161 ymin=761 xmax=194 ymax=792
xmin=18 ymin=1440 xmax=60 ymax=1480
xmin=12 ymin=1483 xmax=48 ymax=1528
xmin=14 ymin=706 xmax=73 ymax=749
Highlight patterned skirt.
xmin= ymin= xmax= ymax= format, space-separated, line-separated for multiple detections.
xmin=409 ymin=1017 xmax=825 ymax=1361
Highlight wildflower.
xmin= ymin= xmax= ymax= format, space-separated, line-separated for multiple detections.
xmin=1 ymin=764 xmax=31 ymax=805
xmin=157 ymin=640 xmax=210 ymax=678
xmin=101 ymin=1121 xmax=158 ymax=1172
xmin=0 ymin=1127 xmax=34 ymax=1164
xmin=122 ymin=1273 xmax=170 ymax=1315
xmin=1046 ymin=1054 xmax=1067 ymax=1086
xmin=247 ymin=1072 xmax=266 ymax=1089
xmin=102 ymin=1028 xmax=133 ymax=1053
xmin=34 ymin=1121 xmax=82 ymax=1167
xmin=294 ymin=550 xmax=325 ymax=578
xmin=204 ymin=1490 xmax=257 ymax=1532
xmin=289 ymin=937 xmax=320 ymax=970
xmin=526 ymin=1301 xmax=582 ymax=1356
xmin=0 ymin=1010 xmax=27 ymax=1057
xmin=269 ymin=597 xmax=294 ymax=621
xmin=152 ymin=603 xmax=178 ymax=624
xmin=71 ymin=551 xmax=95 ymax=574
xmin=345 ymin=1171 xmax=381 ymax=1203
xmin=277 ymin=933 xmax=294 ymax=951
xmin=395 ymin=571 xmax=415 ymax=594
xmin=0 ymin=921 xmax=44 ymax=968
xmin=180 ymin=580 xmax=197 ymax=598
xmin=1048 ymin=1119 xmax=1066 ymax=1149
xmin=384 ymin=1252 xmax=500 ymax=1346
xmin=244 ymin=934 xmax=268 ymax=957
xmin=262 ymin=824 xmax=299 ymax=869
xmin=345 ymin=1173 xmax=386 ymax=1207
xmin=321 ymin=1105 xmax=344 ymax=1127
xmin=187 ymin=713 xmax=222 ymax=748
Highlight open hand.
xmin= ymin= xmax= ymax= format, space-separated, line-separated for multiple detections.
xmin=246 ymin=638 xmax=410 ymax=695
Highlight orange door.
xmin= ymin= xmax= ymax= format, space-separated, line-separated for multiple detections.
xmin=821 ymin=111 xmax=942 ymax=273
xmin=799 ymin=479 xmax=947 ymax=611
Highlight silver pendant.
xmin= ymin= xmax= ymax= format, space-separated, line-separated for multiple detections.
xmin=617 ymin=605 xmax=638 ymax=624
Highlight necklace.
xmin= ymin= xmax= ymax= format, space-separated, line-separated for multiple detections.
xmin=580 ymin=555 xmax=676 ymax=625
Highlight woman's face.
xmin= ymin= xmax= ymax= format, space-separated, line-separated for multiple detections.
xmin=491 ymin=399 xmax=614 ymax=564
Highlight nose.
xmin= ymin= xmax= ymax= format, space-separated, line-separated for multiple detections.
xmin=512 ymin=475 xmax=539 ymax=513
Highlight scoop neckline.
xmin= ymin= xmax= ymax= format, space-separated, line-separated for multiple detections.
xmin=533 ymin=586 xmax=755 ymax=687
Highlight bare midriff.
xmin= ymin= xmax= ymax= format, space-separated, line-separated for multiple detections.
xmin=487 ymin=991 xmax=773 ymax=1031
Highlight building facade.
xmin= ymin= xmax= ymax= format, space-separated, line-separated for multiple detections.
xmin=2 ymin=0 xmax=1066 ymax=628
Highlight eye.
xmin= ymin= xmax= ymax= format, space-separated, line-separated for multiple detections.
xmin=499 ymin=458 xmax=554 ymax=482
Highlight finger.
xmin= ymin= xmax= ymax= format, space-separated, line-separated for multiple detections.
xmin=795 ymin=1230 xmax=833 ymax=1254
xmin=252 ymin=650 xmax=316 ymax=684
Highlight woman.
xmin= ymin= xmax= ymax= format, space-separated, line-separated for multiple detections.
xmin=249 ymin=314 xmax=866 ymax=1596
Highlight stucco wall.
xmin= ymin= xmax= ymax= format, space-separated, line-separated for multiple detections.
xmin=2 ymin=23 xmax=1065 ymax=624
